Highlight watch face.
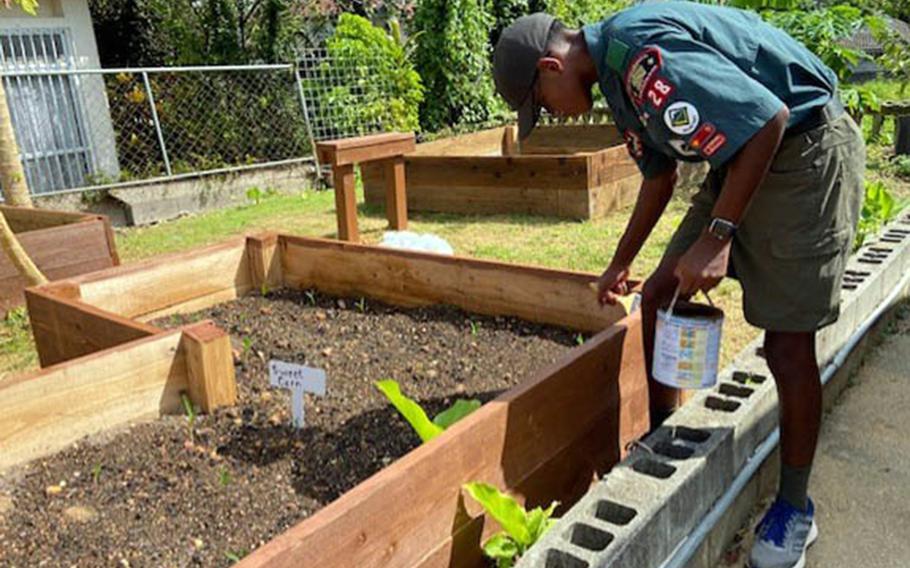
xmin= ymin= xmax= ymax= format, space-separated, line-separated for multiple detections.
xmin=710 ymin=219 xmax=736 ymax=239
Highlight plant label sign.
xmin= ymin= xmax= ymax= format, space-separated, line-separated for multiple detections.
xmin=268 ymin=360 xmax=327 ymax=429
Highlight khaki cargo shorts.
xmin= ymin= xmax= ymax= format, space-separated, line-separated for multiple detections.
xmin=664 ymin=111 xmax=866 ymax=332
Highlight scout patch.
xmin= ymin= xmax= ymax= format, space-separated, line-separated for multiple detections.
xmin=606 ymin=39 xmax=630 ymax=73
xmin=688 ymin=123 xmax=716 ymax=150
xmin=664 ymin=101 xmax=700 ymax=136
xmin=624 ymin=129 xmax=644 ymax=159
xmin=625 ymin=48 xmax=661 ymax=105
xmin=668 ymin=139 xmax=700 ymax=158
xmin=702 ymin=133 xmax=727 ymax=157
xmin=644 ymin=76 xmax=674 ymax=110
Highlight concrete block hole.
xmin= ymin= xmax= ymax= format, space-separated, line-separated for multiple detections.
xmin=732 ymin=371 xmax=767 ymax=385
xmin=545 ymin=549 xmax=590 ymax=568
xmin=718 ymin=383 xmax=754 ymax=399
xmin=670 ymin=425 xmax=711 ymax=443
xmin=654 ymin=440 xmax=695 ymax=460
xmin=631 ymin=458 xmax=676 ymax=479
xmin=705 ymin=396 xmax=741 ymax=412
xmin=594 ymin=500 xmax=637 ymax=525
xmin=566 ymin=523 xmax=614 ymax=551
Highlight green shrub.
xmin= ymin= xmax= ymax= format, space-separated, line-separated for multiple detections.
xmin=413 ymin=0 xmax=500 ymax=131
xmin=854 ymin=179 xmax=902 ymax=249
xmin=322 ymin=14 xmax=424 ymax=133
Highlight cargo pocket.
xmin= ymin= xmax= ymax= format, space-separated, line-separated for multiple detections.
xmin=770 ymin=228 xmax=849 ymax=260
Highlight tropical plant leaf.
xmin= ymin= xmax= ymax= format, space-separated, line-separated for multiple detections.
xmin=463 ymin=482 xmax=531 ymax=547
xmin=375 ymin=380 xmax=443 ymax=442
xmin=432 ymin=399 xmax=481 ymax=429
xmin=526 ymin=502 xmax=560 ymax=542
xmin=483 ymin=533 xmax=519 ymax=564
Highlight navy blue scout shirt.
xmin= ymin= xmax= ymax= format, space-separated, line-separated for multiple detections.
xmin=583 ymin=2 xmax=838 ymax=178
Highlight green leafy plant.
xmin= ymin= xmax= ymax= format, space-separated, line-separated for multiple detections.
xmin=374 ymin=380 xmax=480 ymax=442
xmin=91 ymin=463 xmax=103 ymax=484
xmin=575 ymin=333 xmax=585 ymax=346
xmin=855 ymin=179 xmax=901 ymax=249
xmin=181 ymin=392 xmax=198 ymax=442
xmin=469 ymin=320 xmax=479 ymax=336
xmin=355 ymin=297 xmax=367 ymax=313
xmin=260 ymin=282 xmax=270 ymax=297
xmin=305 ymin=289 xmax=317 ymax=306
xmin=224 ymin=549 xmax=247 ymax=563
xmin=218 ymin=466 xmax=232 ymax=486
xmin=246 ymin=186 xmax=264 ymax=205
xmin=241 ymin=336 xmax=253 ymax=356
xmin=463 ymin=482 xmax=559 ymax=567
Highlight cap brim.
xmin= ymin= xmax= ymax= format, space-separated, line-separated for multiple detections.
xmin=517 ymin=95 xmax=540 ymax=140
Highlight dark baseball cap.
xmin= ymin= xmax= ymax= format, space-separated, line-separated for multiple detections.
xmin=493 ymin=13 xmax=557 ymax=139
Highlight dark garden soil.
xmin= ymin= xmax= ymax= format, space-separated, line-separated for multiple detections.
xmin=0 ymin=288 xmax=581 ymax=567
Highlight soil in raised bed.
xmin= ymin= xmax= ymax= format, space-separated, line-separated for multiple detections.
xmin=0 ymin=288 xmax=583 ymax=567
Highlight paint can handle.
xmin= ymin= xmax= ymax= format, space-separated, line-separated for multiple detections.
xmin=667 ymin=285 xmax=715 ymax=316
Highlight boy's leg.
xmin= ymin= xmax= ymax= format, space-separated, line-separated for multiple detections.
xmin=764 ymin=330 xmax=822 ymax=510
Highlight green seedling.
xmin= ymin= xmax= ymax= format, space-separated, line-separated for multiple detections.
xmin=224 ymin=550 xmax=247 ymax=563
xmin=246 ymin=186 xmax=264 ymax=206
xmin=575 ymin=333 xmax=585 ymax=346
xmin=463 ymin=482 xmax=559 ymax=568
xmin=374 ymin=380 xmax=480 ymax=443
xmin=355 ymin=297 xmax=367 ymax=313
xmin=218 ymin=466 xmax=232 ymax=487
xmin=260 ymin=282 xmax=270 ymax=297
xmin=181 ymin=393 xmax=197 ymax=442
xmin=469 ymin=320 xmax=479 ymax=336
xmin=855 ymin=179 xmax=902 ymax=250
xmin=305 ymin=289 xmax=317 ymax=306
xmin=91 ymin=463 xmax=103 ymax=484
xmin=241 ymin=337 xmax=253 ymax=356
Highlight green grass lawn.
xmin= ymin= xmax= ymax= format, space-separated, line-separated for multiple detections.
xmin=3 ymin=137 xmax=909 ymax=380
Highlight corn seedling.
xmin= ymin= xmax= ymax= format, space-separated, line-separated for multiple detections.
xmin=575 ymin=333 xmax=585 ymax=346
xmin=374 ymin=380 xmax=480 ymax=443
xmin=356 ymin=297 xmax=367 ymax=313
xmin=305 ymin=289 xmax=317 ymax=306
xmin=260 ymin=282 xmax=270 ymax=297
xmin=181 ymin=393 xmax=197 ymax=442
xmin=224 ymin=550 xmax=247 ymax=563
xmin=469 ymin=320 xmax=479 ymax=336
xmin=463 ymin=482 xmax=559 ymax=568
xmin=91 ymin=463 xmax=103 ymax=484
xmin=241 ymin=337 xmax=253 ymax=356
xmin=218 ymin=466 xmax=232 ymax=487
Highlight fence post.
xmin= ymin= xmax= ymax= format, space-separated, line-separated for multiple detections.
xmin=142 ymin=71 xmax=172 ymax=176
xmin=293 ymin=62 xmax=322 ymax=181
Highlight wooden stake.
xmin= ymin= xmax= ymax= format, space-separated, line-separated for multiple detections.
xmin=181 ymin=320 xmax=237 ymax=412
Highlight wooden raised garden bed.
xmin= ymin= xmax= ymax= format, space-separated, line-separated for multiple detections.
xmin=361 ymin=124 xmax=642 ymax=220
xmin=2 ymin=233 xmax=649 ymax=567
xmin=0 ymin=205 xmax=118 ymax=313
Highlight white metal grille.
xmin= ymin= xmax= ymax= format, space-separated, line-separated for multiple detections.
xmin=0 ymin=28 xmax=95 ymax=194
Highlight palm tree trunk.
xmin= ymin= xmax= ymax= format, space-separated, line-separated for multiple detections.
xmin=0 ymin=74 xmax=46 ymax=285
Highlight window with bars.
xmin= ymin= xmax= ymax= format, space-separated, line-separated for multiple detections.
xmin=0 ymin=28 xmax=94 ymax=194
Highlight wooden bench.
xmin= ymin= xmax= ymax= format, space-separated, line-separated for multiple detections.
xmin=317 ymin=132 xmax=416 ymax=242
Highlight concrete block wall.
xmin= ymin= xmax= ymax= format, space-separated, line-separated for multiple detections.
xmin=520 ymin=212 xmax=910 ymax=568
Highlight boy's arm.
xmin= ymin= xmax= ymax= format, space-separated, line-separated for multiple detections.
xmin=673 ymin=106 xmax=789 ymax=295
xmin=597 ymin=163 xmax=677 ymax=305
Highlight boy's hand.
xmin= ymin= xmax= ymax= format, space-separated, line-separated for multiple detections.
xmin=596 ymin=264 xmax=631 ymax=306
xmin=674 ymin=234 xmax=731 ymax=296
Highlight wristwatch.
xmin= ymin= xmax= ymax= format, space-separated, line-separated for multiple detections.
xmin=707 ymin=218 xmax=737 ymax=242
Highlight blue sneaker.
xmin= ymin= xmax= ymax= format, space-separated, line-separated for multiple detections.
xmin=748 ymin=497 xmax=818 ymax=568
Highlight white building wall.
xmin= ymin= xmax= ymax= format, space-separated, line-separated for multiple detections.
xmin=0 ymin=0 xmax=120 ymax=190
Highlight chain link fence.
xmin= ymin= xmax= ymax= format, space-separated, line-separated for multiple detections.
xmin=1 ymin=50 xmax=398 ymax=196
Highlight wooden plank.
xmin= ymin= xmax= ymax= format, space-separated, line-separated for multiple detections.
xmin=520 ymin=124 xmax=624 ymax=155
xmin=406 ymin=156 xmax=591 ymax=191
xmin=246 ymin=233 xmax=283 ymax=292
xmin=587 ymin=145 xmax=641 ymax=187
xmin=384 ymin=157 xmax=408 ymax=231
xmin=97 ymin=214 xmax=121 ymax=266
xmin=181 ymin=320 xmax=237 ymax=412
xmin=74 ymin=238 xmax=252 ymax=319
xmin=317 ymin=133 xmax=416 ymax=167
xmin=0 ymin=330 xmax=188 ymax=472
xmin=238 ymin=315 xmax=649 ymax=568
xmin=588 ymin=174 xmax=641 ymax=220
xmin=333 ymin=163 xmax=359 ymax=242
xmin=1 ymin=205 xmax=90 ymax=233
xmin=25 ymin=287 xmax=160 ymax=367
xmin=411 ymin=128 xmax=504 ymax=157
xmin=279 ymin=235 xmax=625 ymax=333
xmin=0 ymin=219 xmax=118 ymax=313
xmin=501 ymin=125 xmax=517 ymax=156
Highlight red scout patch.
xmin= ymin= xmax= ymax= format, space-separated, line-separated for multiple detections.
xmin=688 ymin=123 xmax=716 ymax=150
xmin=624 ymin=129 xmax=644 ymax=159
xmin=702 ymin=132 xmax=727 ymax=157
xmin=644 ymin=76 xmax=675 ymax=110
xmin=625 ymin=48 xmax=662 ymax=106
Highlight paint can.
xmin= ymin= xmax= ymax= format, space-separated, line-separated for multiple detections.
xmin=653 ymin=287 xmax=724 ymax=390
